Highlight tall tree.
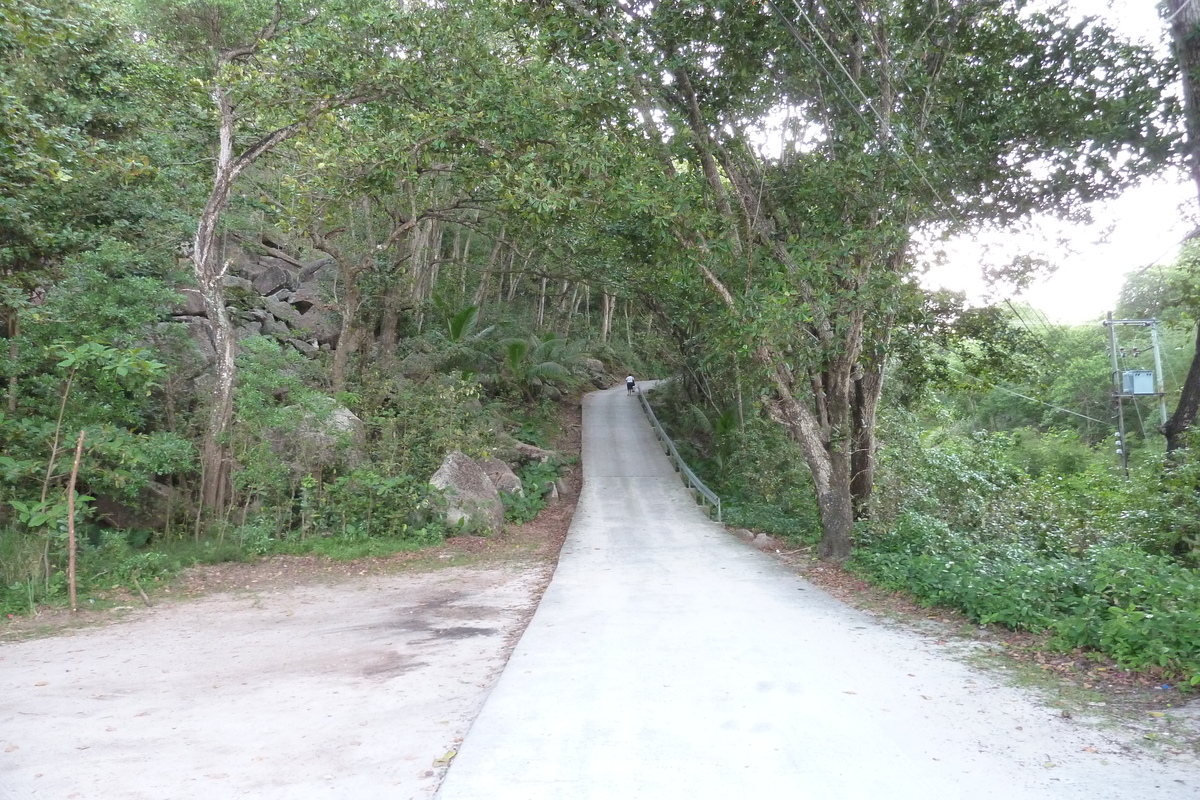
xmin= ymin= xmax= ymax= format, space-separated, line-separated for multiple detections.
xmin=135 ymin=0 xmax=493 ymax=510
xmin=524 ymin=0 xmax=1176 ymax=558
xmin=1 ymin=0 xmax=151 ymax=412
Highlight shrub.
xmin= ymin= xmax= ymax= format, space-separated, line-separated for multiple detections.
xmin=854 ymin=519 xmax=1200 ymax=684
xmin=501 ymin=460 xmax=562 ymax=524
xmin=312 ymin=469 xmax=443 ymax=542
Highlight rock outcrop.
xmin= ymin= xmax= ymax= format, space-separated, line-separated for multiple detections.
xmin=480 ymin=456 xmax=524 ymax=496
xmin=93 ymin=482 xmax=181 ymax=531
xmin=429 ymin=451 xmax=505 ymax=535
xmin=169 ymin=233 xmax=339 ymax=364
xmin=268 ymin=400 xmax=366 ymax=475
xmin=580 ymin=357 xmax=610 ymax=389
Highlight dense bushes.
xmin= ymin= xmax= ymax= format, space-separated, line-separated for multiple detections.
xmin=854 ymin=525 xmax=1200 ymax=682
xmin=858 ymin=419 xmax=1200 ymax=684
xmin=228 ymin=338 xmax=504 ymax=547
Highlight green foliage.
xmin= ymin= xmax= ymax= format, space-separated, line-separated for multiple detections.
xmin=853 ymin=413 xmax=1200 ymax=684
xmin=501 ymin=460 xmax=562 ymax=524
xmin=310 ymin=469 xmax=444 ymax=543
xmin=359 ymin=375 xmax=496 ymax=483
xmin=650 ymin=383 xmax=821 ymax=543
xmin=853 ymin=528 xmax=1200 ymax=684
xmin=226 ymin=340 xmax=495 ymax=546
xmin=1051 ymin=546 xmax=1200 ymax=682
xmin=498 ymin=333 xmax=581 ymax=401
xmin=0 ymin=524 xmax=184 ymax=616
xmin=227 ymin=337 xmax=331 ymax=514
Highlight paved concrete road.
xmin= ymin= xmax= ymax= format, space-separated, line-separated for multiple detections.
xmin=438 ymin=386 xmax=1198 ymax=800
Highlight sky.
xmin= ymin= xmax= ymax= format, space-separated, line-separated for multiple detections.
xmin=920 ymin=0 xmax=1196 ymax=325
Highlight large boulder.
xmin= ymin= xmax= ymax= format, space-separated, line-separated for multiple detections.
xmin=429 ymin=452 xmax=505 ymax=535
xmin=220 ymin=274 xmax=254 ymax=293
xmin=173 ymin=316 xmax=216 ymax=368
xmin=397 ymin=351 xmax=436 ymax=380
xmin=171 ymin=287 xmax=206 ymax=317
xmin=287 ymin=337 xmax=319 ymax=358
xmin=262 ymin=296 xmax=303 ymax=327
xmin=295 ymin=307 xmax=339 ymax=345
xmin=261 ymin=314 xmax=291 ymax=337
xmin=271 ymin=401 xmax=366 ymax=474
xmin=235 ymin=320 xmax=263 ymax=338
xmin=299 ymin=256 xmax=335 ymax=282
xmin=289 ymin=281 xmax=325 ymax=312
xmin=252 ymin=262 xmax=299 ymax=296
xmin=480 ymin=456 xmax=524 ymax=496
xmin=580 ymin=357 xmax=609 ymax=389
xmin=513 ymin=441 xmax=559 ymax=464
xmin=93 ymin=482 xmax=182 ymax=532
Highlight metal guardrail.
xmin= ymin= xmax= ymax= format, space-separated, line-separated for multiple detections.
xmin=636 ymin=388 xmax=722 ymax=522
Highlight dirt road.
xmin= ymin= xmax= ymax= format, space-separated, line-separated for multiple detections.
xmin=0 ymin=562 xmax=552 ymax=800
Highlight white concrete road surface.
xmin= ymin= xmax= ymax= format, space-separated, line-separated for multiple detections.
xmin=437 ymin=386 xmax=1199 ymax=799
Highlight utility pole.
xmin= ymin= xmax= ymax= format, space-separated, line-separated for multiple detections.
xmin=1105 ymin=312 xmax=1129 ymax=477
xmin=1104 ymin=314 xmax=1168 ymax=477
xmin=1151 ymin=322 xmax=1169 ymax=427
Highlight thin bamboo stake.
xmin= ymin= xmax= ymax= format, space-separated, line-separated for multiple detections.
xmin=624 ymin=298 xmax=632 ymax=347
xmin=131 ymin=575 xmax=153 ymax=608
xmin=537 ymin=277 xmax=548 ymax=328
xmin=67 ymin=429 xmax=85 ymax=613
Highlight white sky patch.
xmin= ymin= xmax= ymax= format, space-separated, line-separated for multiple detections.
xmin=746 ymin=103 xmax=826 ymax=160
xmin=921 ymin=0 xmax=1192 ymax=326
xmin=921 ymin=173 xmax=1197 ymax=323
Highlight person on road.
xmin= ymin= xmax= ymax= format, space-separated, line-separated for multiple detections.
xmin=626 ymin=375 xmax=636 ymax=395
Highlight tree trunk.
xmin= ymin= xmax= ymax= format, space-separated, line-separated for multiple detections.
xmin=194 ymin=157 xmax=238 ymax=513
xmin=850 ymin=362 xmax=886 ymax=516
xmin=601 ymin=291 xmax=613 ymax=343
xmin=766 ymin=373 xmax=854 ymax=561
xmin=537 ymin=276 xmax=548 ymax=329
xmin=473 ymin=233 xmax=503 ymax=315
xmin=5 ymin=309 xmax=17 ymax=413
xmin=1166 ymin=324 xmax=1200 ymax=452
xmin=377 ymin=279 xmax=405 ymax=368
xmin=331 ymin=272 xmax=361 ymax=394
xmin=1166 ymin=0 xmax=1200 ymax=450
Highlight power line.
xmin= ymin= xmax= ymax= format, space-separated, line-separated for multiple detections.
xmin=770 ymin=0 xmax=957 ymax=213
xmin=942 ymin=361 xmax=1112 ymax=426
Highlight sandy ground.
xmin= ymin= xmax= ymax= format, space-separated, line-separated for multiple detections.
xmin=0 ymin=406 xmax=582 ymax=800
xmin=0 ymin=563 xmax=552 ymax=800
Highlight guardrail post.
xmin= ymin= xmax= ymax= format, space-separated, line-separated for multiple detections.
xmin=637 ymin=386 xmax=723 ymax=525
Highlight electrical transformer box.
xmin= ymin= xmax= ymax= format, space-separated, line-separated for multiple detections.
xmin=1122 ymin=370 xmax=1156 ymax=395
